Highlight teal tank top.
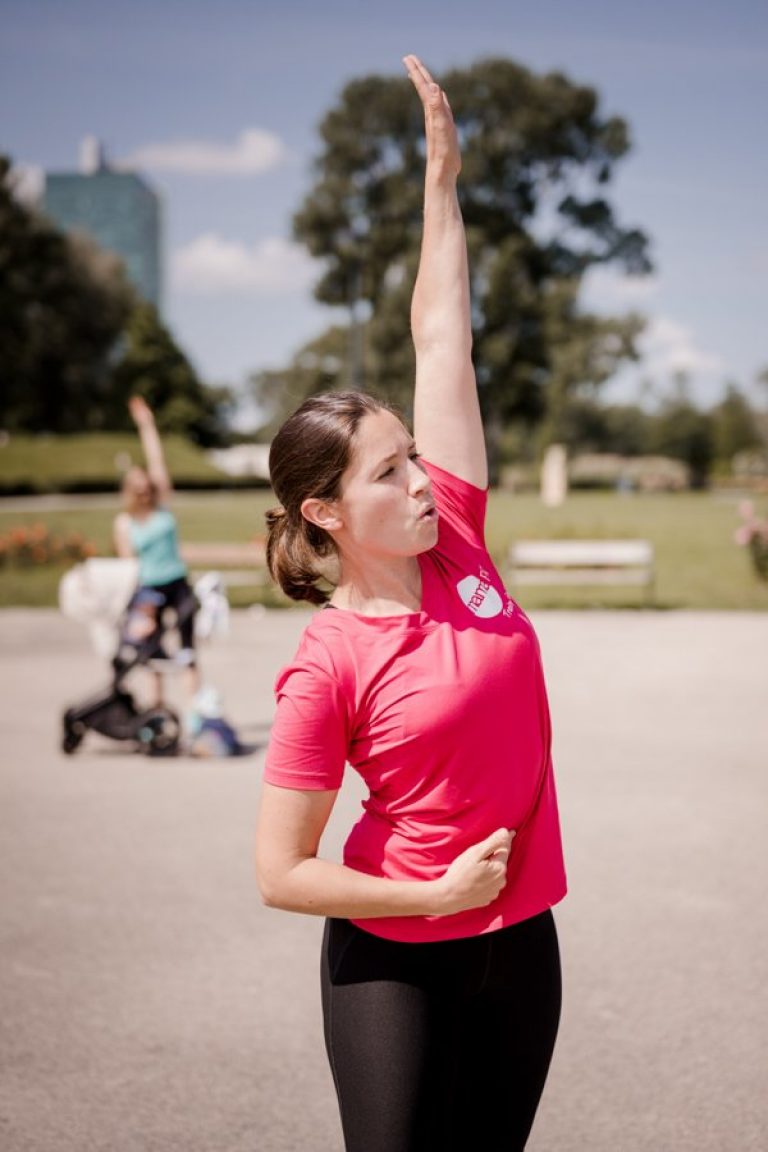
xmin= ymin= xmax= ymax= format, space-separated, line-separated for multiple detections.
xmin=129 ymin=507 xmax=187 ymax=587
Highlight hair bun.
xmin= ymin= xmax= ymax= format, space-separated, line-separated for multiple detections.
xmin=265 ymin=505 xmax=288 ymax=530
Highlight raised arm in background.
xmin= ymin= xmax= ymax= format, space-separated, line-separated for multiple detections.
xmin=113 ymin=397 xmax=172 ymax=555
xmin=404 ymin=55 xmax=487 ymax=491
xmin=128 ymin=395 xmax=172 ymax=502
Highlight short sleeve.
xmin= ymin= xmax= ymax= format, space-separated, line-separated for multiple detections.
xmin=422 ymin=458 xmax=488 ymax=548
xmin=263 ymin=658 xmax=350 ymax=791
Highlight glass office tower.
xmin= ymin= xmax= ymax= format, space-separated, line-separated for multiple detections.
xmin=44 ymin=139 xmax=162 ymax=308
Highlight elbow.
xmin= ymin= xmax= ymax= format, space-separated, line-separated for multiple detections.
xmin=256 ymin=879 xmax=284 ymax=910
xmin=255 ymin=847 xmax=321 ymax=913
xmin=411 ymin=315 xmax=473 ymax=357
xmin=254 ymin=854 xmax=296 ymax=911
xmin=254 ymin=862 xmax=281 ymax=909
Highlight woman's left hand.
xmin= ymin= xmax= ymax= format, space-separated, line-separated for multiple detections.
xmin=403 ymin=54 xmax=461 ymax=179
xmin=128 ymin=395 xmax=154 ymax=428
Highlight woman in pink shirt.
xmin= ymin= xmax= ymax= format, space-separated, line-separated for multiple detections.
xmin=256 ymin=55 xmax=566 ymax=1152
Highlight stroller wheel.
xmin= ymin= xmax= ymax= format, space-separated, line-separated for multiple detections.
xmin=62 ymin=730 xmax=84 ymax=755
xmin=61 ymin=711 xmax=85 ymax=755
xmin=137 ymin=708 xmax=181 ymax=757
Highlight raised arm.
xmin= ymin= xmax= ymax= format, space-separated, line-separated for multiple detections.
xmin=404 ymin=55 xmax=487 ymax=490
xmin=128 ymin=395 xmax=172 ymax=501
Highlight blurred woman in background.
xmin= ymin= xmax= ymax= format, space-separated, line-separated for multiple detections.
xmin=113 ymin=395 xmax=201 ymax=710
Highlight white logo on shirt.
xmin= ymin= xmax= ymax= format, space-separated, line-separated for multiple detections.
xmin=456 ymin=571 xmax=504 ymax=618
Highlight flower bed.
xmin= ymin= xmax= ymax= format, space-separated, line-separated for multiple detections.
xmin=0 ymin=523 xmax=97 ymax=567
xmin=735 ymin=501 xmax=768 ymax=581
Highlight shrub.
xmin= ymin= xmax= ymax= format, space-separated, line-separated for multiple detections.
xmin=735 ymin=501 xmax=768 ymax=581
xmin=568 ymin=453 xmax=690 ymax=492
xmin=0 ymin=523 xmax=97 ymax=567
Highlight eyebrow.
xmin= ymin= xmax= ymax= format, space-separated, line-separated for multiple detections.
xmin=372 ymin=439 xmax=417 ymax=473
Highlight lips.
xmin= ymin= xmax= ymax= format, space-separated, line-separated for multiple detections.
xmin=419 ymin=504 xmax=437 ymax=520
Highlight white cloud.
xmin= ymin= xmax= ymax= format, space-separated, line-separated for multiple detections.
xmin=123 ymin=128 xmax=288 ymax=175
xmin=581 ymin=269 xmax=725 ymax=386
xmin=172 ymin=233 xmax=317 ymax=295
xmin=639 ymin=316 xmax=724 ymax=378
xmin=10 ymin=162 xmax=45 ymax=206
xmin=581 ymin=268 xmax=660 ymax=309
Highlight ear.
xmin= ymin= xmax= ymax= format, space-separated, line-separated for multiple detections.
xmin=301 ymin=496 xmax=343 ymax=535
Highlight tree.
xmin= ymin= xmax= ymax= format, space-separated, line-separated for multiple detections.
xmin=757 ymin=366 xmax=768 ymax=407
xmin=249 ymin=325 xmax=350 ymax=439
xmin=535 ymin=277 xmax=645 ymax=448
xmin=650 ymin=395 xmax=714 ymax=489
xmin=110 ymin=301 xmax=228 ymax=446
xmin=0 ymin=156 xmax=228 ymax=442
xmin=602 ymin=403 xmax=655 ymax=457
xmin=754 ymin=367 xmax=768 ymax=446
xmin=0 ymin=155 xmax=135 ymax=432
xmin=710 ymin=384 xmax=761 ymax=466
xmin=292 ymin=58 xmax=651 ymax=467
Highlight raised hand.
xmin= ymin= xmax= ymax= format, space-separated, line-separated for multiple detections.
xmin=402 ymin=54 xmax=461 ymax=179
xmin=128 ymin=395 xmax=154 ymax=428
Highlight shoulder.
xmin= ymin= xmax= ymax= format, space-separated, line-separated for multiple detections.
xmin=423 ymin=457 xmax=488 ymax=547
xmin=275 ymin=607 xmax=402 ymax=716
xmin=271 ymin=615 xmax=359 ymax=754
xmin=278 ymin=612 xmax=356 ymax=692
xmin=112 ymin=512 xmax=136 ymax=557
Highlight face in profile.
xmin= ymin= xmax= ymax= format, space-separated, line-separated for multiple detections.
xmin=325 ymin=408 xmax=438 ymax=560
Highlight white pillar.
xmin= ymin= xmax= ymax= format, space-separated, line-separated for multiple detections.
xmin=541 ymin=443 xmax=568 ymax=507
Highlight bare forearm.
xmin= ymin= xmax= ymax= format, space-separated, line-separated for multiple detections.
xmin=257 ymin=824 xmax=512 ymax=920
xmin=411 ymin=174 xmax=472 ymax=358
xmin=410 ymin=170 xmax=484 ymax=484
xmin=137 ymin=421 xmax=171 ymax=492
xmin=258 ymin=854 xmax=443 ymax=919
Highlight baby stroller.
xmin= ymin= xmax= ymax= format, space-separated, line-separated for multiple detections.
xmin=59 ymin=559 xmax=229 ymax=757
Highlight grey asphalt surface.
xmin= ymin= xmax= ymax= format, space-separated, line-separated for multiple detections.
xmin=1 ymin=608 xmax=766 ymax=1152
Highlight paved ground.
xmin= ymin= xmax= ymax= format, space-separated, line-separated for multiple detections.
xmin=1 ymin=608 xmax=766 ymax=1152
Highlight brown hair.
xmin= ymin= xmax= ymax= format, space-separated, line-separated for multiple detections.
xmin=266 ymin=391 xmax=398 ymax=604
xmin=120 ymin=466 xmax=159 ymax=517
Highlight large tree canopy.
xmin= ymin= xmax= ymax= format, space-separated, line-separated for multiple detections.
xmin=0 ymin=155 xmax=135 ymax=432
xmin=289 ymin=57 xmax=651 ymax=454
xmin=0 ymin=156 xmax=228 ymax=443
xmin=110 ymin=301 xmax=227 ymax=446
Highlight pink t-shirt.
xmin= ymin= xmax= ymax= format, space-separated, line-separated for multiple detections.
xmin=264 ymin=459 xmax=567 ymax=942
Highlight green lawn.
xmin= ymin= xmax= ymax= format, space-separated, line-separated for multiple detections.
xmin=1 ymin=488 xmax=767 ymax=610
xmin=0 ymin=433 xmax=227 ymax=492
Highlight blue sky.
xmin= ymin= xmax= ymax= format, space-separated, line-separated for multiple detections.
xmin=2 ymin=0 xmax=767 ymax=420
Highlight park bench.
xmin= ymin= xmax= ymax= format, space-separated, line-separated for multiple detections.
xmin=507 ymin=538 xmax=655 ymax=603
xmin=181 ymin=541 xmax=267 ymax=588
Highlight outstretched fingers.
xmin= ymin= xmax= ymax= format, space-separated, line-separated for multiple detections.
xmin=402 ymin=54 xmax=442 ymax=109
xmin=402 ymin=53 xmax=460 ymax=175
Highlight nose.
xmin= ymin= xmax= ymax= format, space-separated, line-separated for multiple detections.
xmin=407 ymin=457 xmax=430 ymax=495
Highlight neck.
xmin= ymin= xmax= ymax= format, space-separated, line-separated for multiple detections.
xmin=128 ymin=503 xmax=157 ymax=520
xmin=332 ymin=553 xmax=422 ymax=617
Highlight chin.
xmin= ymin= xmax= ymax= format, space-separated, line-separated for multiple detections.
xmin=416 ymin=523 xmax=439 ymax=550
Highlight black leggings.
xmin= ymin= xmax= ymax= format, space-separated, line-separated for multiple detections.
xmin=127 ymin=577 xmax=197 ymax=655
xmin=321 ymin=909 xmax=561 ymax=1152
